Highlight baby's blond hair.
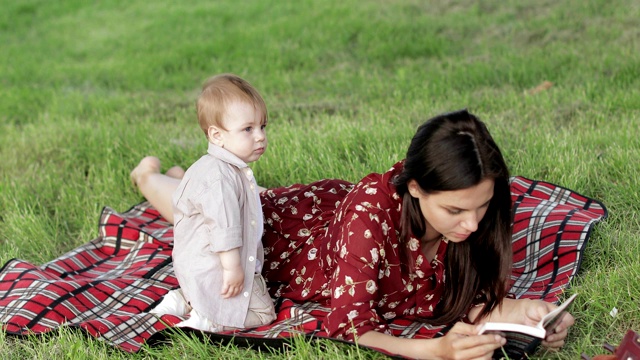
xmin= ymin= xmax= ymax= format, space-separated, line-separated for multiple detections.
xmin=196 ymin=74 xmax=268 ymax=136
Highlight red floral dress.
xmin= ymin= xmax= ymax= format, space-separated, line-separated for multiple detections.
xmin=261 ymin=162 xmax=448 ymax=340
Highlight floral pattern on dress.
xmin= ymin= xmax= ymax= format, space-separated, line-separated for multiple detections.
xmin=262 ymin=179 xmax=353 ymax=303
xmin=261 ymin=163 xmax=448 ymax=341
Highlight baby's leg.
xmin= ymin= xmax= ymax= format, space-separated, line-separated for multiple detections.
xmin=130 ymin=156 xmax=181 ymax=223
xmin=243 ymin=273 xmax=277 ymax=328
xmin=177 ymin=307 xmax=224 ymax=333
xmin=175 ymin=275 xmax=275 ymax=332
xmin=149 ymin=288 xmax=191 ymax=316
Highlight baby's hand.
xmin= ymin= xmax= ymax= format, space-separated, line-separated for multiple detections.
xmin=221 ymin=267 xmax=244 ymax=298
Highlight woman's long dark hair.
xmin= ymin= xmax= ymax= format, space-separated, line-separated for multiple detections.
xmin=393 ymin=109 xmax=512 ymax=325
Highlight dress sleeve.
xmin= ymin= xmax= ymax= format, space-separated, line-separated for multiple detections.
xmin=197 ymin=177 xmax=243 ymax=252
xmin=325 ymin=194 xmax=391 ymax=340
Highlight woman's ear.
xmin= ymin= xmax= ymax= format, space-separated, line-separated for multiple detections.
xmin=207 ymin=126 xmax=224 ymax=147
xmin=407 ymin=180 xmax=421 ymax=198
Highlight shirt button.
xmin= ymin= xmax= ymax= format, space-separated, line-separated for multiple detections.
xmin=249 ymin=256 xmax=255 ymax=262
xmin=250 ymin=184 xmax=255 ymax=190
xmin=251 ymin=220 xmax=256 ymax=226
xmin=243 ymin=292 xmax=249 ymax=297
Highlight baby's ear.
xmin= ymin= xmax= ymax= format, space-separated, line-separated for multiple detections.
xmin=207 ymin=126 xmax=224 ymax=147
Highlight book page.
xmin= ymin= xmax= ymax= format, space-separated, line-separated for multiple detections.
xmin=479 ymin=322 xmax=546 ymax=338
xmin=479 ymin=323 xmax=545 ymax=359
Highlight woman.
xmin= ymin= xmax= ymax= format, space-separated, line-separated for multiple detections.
xmin=131 ymin=110 xmax=574 ymax=360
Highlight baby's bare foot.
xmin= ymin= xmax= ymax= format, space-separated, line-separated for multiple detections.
xmin=130 ymin=156 xmax=161 ymax=187
xmin=165 ymin=166 xmax=185 ymax=179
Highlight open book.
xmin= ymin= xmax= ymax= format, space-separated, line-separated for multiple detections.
xmin=478 ymin=293 xmax=577 ymax=360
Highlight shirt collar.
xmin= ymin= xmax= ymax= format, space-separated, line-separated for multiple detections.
xmin=207 ymin=142 xmax=248 ymax=169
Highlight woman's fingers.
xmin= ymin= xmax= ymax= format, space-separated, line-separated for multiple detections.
xmin=543 ymin=327 xmax=568 ymax=348
xmin=441 ymin=322 xmax=506 ymax=360
xmin=453 ymin=334 xmax=505 ymax=359
xmin=543 ymin=312 xmax=574 ymax=349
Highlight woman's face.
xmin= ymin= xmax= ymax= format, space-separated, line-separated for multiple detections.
xmin=408 ymin=178 xmax=495 ymax=243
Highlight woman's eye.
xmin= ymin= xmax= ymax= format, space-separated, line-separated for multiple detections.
xmin=447 ymin=209 xmax=462 ymax=215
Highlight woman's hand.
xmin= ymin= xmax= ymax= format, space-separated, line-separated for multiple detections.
xmin=431 ymin=322 xmax=505 ymax=360
xmin=521 ymin=300 xmax=575 ymax=349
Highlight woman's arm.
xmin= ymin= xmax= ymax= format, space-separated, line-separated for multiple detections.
xmin=357 ymin=323 xmax=505 ymax=360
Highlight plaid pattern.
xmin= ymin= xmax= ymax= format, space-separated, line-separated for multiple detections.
xmin=508 ymin=176 xmax=607 ymax=301
xmin=0 ymin=176 xmax=606 ymax=353
xmin=0 ymin=203 xmax=181 ymax=352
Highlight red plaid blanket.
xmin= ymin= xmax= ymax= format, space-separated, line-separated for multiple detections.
xmin=0 ymin=177 xmax=607 ymax=353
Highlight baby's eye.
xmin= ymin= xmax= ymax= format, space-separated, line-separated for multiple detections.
xmin=244 ymin=127 xmax=252 ymax=132
xmin=261 ymin=124 xmax=266 ymax=130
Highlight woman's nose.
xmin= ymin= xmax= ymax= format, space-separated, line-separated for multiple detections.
xmin=461 ymin=212 xmax=479 ymax=232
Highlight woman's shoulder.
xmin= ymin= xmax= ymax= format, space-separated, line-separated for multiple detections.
xmin=354 ymin=161 xmax=404 ymax=194
xmin=359 ymin=160 xmax=403 ymax=181
xmin=346 ymin=161 xmax=404 ymax=211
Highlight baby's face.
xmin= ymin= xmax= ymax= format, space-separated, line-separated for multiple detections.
xmin=218 ymin=101 xmax=267 ymax=163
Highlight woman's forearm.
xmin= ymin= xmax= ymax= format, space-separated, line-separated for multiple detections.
xmin=348 ymin=322 xmax=504 ymax=360
xmin=358 ymin=330 xmax=437 ymax=360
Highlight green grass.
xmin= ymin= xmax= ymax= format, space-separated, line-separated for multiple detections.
xmin=1 ymin=0 xmax=638 ymax=358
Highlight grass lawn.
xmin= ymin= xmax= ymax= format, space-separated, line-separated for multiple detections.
xmin=1 ymin=0 xmax=638 ymax=358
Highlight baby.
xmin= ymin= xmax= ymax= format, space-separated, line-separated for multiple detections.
xmin=151 ymin=73 xmax=275 ymax=332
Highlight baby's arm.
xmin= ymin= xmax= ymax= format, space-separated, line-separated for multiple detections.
xmin=219 ymin=248 xmax=244 ymax=298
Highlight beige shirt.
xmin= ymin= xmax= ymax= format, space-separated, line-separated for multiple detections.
xmin=172 ymin=142 xmax=264 ymax=327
